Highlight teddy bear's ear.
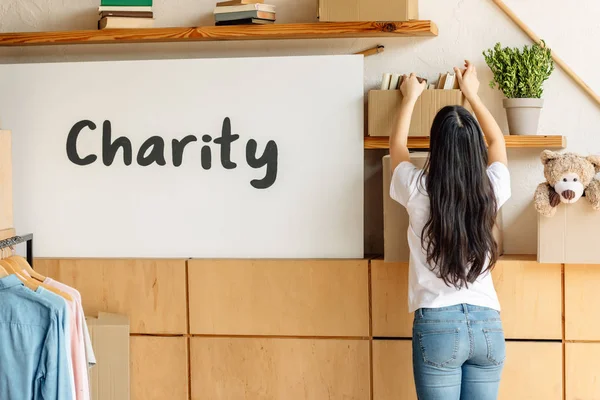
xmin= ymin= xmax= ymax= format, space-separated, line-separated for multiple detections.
xmin=587 ymin=155 xmax=600 ymax=174
xmin=541 ymin=150 xmax=560 ymax=165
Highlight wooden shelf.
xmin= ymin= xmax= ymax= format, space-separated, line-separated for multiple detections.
xmin=0 ymin=21 xmax=437 ymax=46
xmin=364 ymin=135 xmax=567 ymax=150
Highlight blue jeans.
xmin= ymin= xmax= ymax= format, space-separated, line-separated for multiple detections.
xmin=412 ymin=304 xmax=505 ymax=400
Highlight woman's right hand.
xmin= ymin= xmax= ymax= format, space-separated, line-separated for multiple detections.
xmin=454 ymin=60 xmax=480 ymax=102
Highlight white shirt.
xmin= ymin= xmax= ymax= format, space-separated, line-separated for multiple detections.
xmin=390 ymin=161 xmax=511 ymax=312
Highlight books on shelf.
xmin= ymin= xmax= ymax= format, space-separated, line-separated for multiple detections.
xmin=217 ymin=0 xmax=264 ymax=5
xmin=216 ymin=18 xmax=274 ymax=25
xmin=97 ymin=0 xmax=154 ymax=29
xmin=379 ymin=71 xmax=459 ymax=90
xmin=214 ymin=1 xmax=275 ymax=25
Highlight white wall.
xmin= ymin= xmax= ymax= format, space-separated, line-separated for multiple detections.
xmin=1 ymin=0 xmax=599 ymax=255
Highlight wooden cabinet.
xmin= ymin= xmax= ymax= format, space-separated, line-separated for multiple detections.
xmin=565 ymin=264 xmax=600 ymax=340
xmin=188 ymin=259 xmax=369 ymax=336
xmin=371 ymin=261 xmax=412 ymax=337
xmin=190 ymin=337 xmax=370 ymax=400
xmin=131 ymin=337 xmax=189 ymax=400
xmin=0 ymin=131 xmax=12 ymax=231
xmin=566 ymin=343 xmax=600 ymax=400
xmin=499 ymin=342 xmax=563 ymax=400
xmin=35 ymin=259 xmax=188 ymax=334
xmin=372 ymin=340 xmax=416 ymax=400
xmin=492 ymin=257 xmax=562 ymax=340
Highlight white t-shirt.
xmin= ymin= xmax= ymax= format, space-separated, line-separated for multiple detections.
xmin=390 ymin=161 xmax=511 ymax=312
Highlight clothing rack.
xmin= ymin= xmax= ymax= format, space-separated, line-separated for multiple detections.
xmin=0 ymin=233 xmax=34 ymax=267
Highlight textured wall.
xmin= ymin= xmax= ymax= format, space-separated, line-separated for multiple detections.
xmin=1 ymin=0 xmax=599 ymax=254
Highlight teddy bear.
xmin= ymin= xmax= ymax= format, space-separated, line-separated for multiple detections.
xmin=534 ymin=150 xmax=600 ymax=217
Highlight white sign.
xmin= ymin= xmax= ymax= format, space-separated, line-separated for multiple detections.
xmin=0 ymin=56 xmax=364 ymax=258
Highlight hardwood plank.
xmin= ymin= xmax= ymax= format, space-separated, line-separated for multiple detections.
xmin=130 ymin=336 xmax=189 ymax=400
xmin=0 ymin=131 xmax=13 ymax=231
xmin=372 ymin=340 xmax=416 ymax=400
xmin=565 ymin=343 xmax=600 ymax=400
xmin=0 ymin=21 xmax=437 ymax=47
xmin=499 ymin=342 xmax=563 ymax=400
xmin=131 ymin=336 xmax=189 ymax=400
xmin=492 ymin=259 xmax=562 ymax=340
xmin=190 ymin=337 xmax=370 ymax=400
xmin=364 ymin=135 xmax=567 ymax=149
xmin=371 ymin=261 xmax=413 ymax=338
xmin=188 ymin=259 xmax=369 ymax=336
xmin=35 ymin=258 xmax=187 ymax=334
xmin=565 ymin=264 xmax=600 ymax=340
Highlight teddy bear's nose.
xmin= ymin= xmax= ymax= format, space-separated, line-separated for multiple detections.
xmin=562 ymin=190 xmax=576 ymax=200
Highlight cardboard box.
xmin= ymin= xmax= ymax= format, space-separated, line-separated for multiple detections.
xmin=368 ymin=90 xmax=468 ymax=137
xmin=318 ymin=0 xmax=418 ymax=22
xmin=86 ymin=312 xmax=130 ymax=400
xmin=0 ymin=131 xmax=13 ymax=231
xmin=382 ymin=155 xmax=504 ymax=262
xmin=538 ymin=201 xmax=600 ymax=264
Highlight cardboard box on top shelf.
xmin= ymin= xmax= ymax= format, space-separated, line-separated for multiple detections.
xmin=382 ymin=155 xmax=504 ymax=262
xmin=0 ymin=131 xmax=13 ymax=232
xmin=86 ymin=312 xmax=130 ymax=400
xmin=538 ymin=201 xmax=600 ymax=264
xmin=318 ymin=0 xmax=417 ymax=22
xmin=369 ymin=90 xmax=468 ymax=137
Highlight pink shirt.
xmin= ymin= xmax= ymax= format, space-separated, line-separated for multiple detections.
xmin=44 ymin=278 xmax=90 ymax=400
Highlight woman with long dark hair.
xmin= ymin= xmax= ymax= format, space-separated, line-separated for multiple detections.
xmin=389 ymin=61 xmax=510 ymax=400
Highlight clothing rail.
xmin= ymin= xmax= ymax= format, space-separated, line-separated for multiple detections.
xmin=0 ymin=234 xmax=34 ymax=267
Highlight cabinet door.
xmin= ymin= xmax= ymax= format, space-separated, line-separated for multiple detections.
xmin=565 ymin=264 xmax=600 ymax=340
xmin=190 ymin=337 xmax=370 ymax=400
xmin=131 ymin=337 xmax=189 ymax=400
xmin=566 ymin=343 xmax=600 ymax=399
xmin=499 ymin=342 xmax=563 ymax=400
xmin=492 ymin=257 xmax=562 ymax=339
xmin=372 ymin=340 xmax=416 ymax=400
xmin=35 ymin=258 xmax=188 ymax=334
xmin=188 ymin=259 xmax=369 ymax=336
xmin=371 ymin=260 xmax=412 ymax=338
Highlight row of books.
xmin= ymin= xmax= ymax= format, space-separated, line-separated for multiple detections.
xmin=98 ymin=0 xmax=154 ymax=29
xmin=214 ymin=0 xmax=275 ymax=26
xmin=380 ymin=72 xmax=460 ymax=90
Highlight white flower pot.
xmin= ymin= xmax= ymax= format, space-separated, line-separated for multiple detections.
xmin=503 ymin=98 xmax=544 ymax=135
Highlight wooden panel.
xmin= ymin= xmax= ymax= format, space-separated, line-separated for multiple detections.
xmin=188 ymin=259 xmax=369 ymax=336
xmin=364 ymin=135 xmax=567 ymax=150
xmin=190 ymin=337 xmax=370 ymax=400
xmin=371 ymin=261 xmax=412 ymax=337
xmin=565 ymin=264 xmax=600 ymax=340
xmin=131 ymin=336 xmax=188 ymax=400
xmin=372 ymin=340 xmax=416 ymax=400
xmin=499 ymin=342 xmax=562 ymax=400
xmin=35 ymin=259 xmax=187 ymax=334
xmin=566 ymin=343 xmax=600 ymax=400
xmin=0 ymin=131 xmax=13 ymax=231
xmin=492 ymin=257 xmax=562 ymax=339
xmin=0 ymin=21 xmax=437 ymax=47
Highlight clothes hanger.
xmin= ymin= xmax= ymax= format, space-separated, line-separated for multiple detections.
xmin=0 ymin=265 xmax=8 ymax=278
xmin=0 ymin=258 xmax=37 ymax=291
xmin=10 ymin=254 xmax=46 ymax=282
xmin=1 ymin=249 xmax=71 ymax=300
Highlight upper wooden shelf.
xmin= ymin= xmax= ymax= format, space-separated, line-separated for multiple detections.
xmin=364 ymin=135 xmax=567 ymax=150
xmin=0 ymin=21 xmax=437 ymax=46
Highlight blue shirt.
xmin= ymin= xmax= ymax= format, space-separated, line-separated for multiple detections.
xmin=0 ymin=275 xmax=74 ymax=400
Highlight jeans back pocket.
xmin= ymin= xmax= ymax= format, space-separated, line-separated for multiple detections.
xmin=483 ymin=328 xmax=506 ymax=365
xmin=417 ymin=328 xmax=460 ymax=368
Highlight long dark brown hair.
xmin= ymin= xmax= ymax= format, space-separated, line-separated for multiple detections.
xmin=420 ymin=105 xmax=499 ymax=288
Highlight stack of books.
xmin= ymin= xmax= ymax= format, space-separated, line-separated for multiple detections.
xmin=214 ymin=0 xmax=276 ymax=26
xmin=98 ymin=0 xmax=154 ymax=29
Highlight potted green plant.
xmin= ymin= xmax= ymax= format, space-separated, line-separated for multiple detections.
xmin=483 ymin=41 xmax=554 ymax=135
